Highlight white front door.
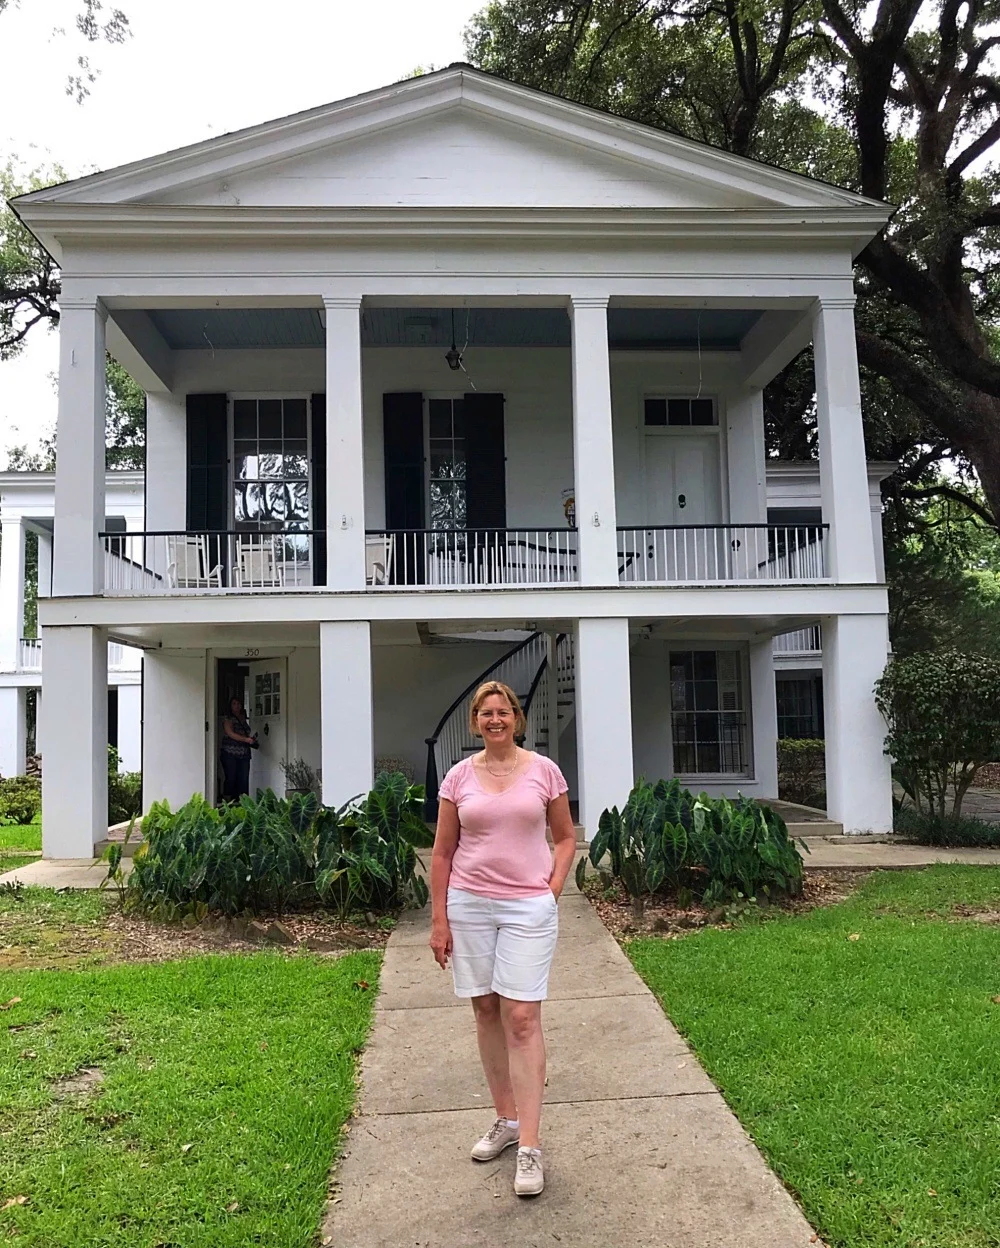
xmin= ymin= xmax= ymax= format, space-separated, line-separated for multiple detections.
xmin=643 ymin=435 xmax=722 ymax=578
xmin=248 ymin=658 xmax=287 ymax=796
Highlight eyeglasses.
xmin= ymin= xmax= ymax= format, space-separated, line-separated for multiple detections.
xmin=477 ymin=708 xmax=514 ymax=718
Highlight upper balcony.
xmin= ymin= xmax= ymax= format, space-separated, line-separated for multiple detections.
xmin=98 ymin=520 xmax=830 ymax=595
xmin=42 ymin=293 xmax=880 ymax=604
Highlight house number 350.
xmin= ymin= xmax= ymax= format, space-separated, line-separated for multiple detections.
xmin=244 ymin=648 xmax=260 ymax=658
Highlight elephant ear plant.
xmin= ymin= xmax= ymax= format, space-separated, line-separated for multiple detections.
xmin=127 ymin=772 xmax=432 ymax=921
xmin=576 ymin=778 xmax=806 ymax=917
xmin=316 ymin=772 xmax=433 ymax=918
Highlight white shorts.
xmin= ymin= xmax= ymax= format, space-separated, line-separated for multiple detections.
xmin=446 ymin=886 xmax=559 ymax=1002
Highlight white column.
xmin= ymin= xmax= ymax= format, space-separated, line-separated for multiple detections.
xmin=54 ymin=298 xmax=107 ymax=596
xmin=725 ymin=389 xmax=767 ymax=524
xmin=0 ymin=517 xmax=26 ymax=670
xmin=37 ymin=531 xmax=53 ymax=599
xmin=116 ymin=681 xmax=143 ymax=773
xmin=323 ymin=297 xmax=366 ymax=589
xmin=813 ymin=299 xmax=877 ymax=583
xmin=822 ymin=614 xmax=893 ymax=833
xmin=0 ymin=687 xmax=27 ymax=777
xmin=575 ymin=617 xmax=634 ymax=836
xmin=569 ymin=297 xmax=619 ymax=585
xmin=320 ymin=621 xmax=373 ymax=805
xmin=142 ymin=652 xmax=207 ymax=811
xmin=34 ymin=687 xmax=43 ymax=759
xmin=749 ymin=638 xmax=779 ymax=798
xmin=41 ymin=625 xmax=108 ymax=857
xmin=145 ymin=392 xmax=188 ymax=530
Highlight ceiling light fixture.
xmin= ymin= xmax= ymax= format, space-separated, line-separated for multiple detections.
xmin=445 ymin=308 xmax=463 ymax=371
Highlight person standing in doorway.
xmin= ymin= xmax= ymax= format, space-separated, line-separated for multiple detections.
xmin=220 ymin=696 xmax=256 ymax=800
xmin=428 ymin=680 xmax=577 ymax=1197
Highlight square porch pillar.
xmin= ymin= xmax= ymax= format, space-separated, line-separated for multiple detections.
xmin=813 ymin=299 xmax=878 ymax=583
xmin=323 ymin=297 xmax=366 ymax=589
xmin=575 ymin=617 xmax=634 ymax=836
xmin=725 ymin=389 xmax=767 ymax=524
xmin=749 ymin=637 xmax=779 ymax=798
xmin=37 ymin=530 xmax=53 ymax=599
xmin=822 ymin=614 xmax=893 ymax=833
xmin=142 ymin=651 xmax=208 ymax=811
xmin=569 ymin=297 xmax=619 ymax=585
xmin=320 ymin=621 xmax=373 ymax=806
xmin=0 ymin=516 xmax=26 ymax=670
xmin=54 ymin=298 xmax=107 ymax=596
xmin=0 ymin=687 xmax=27 ymax=777
xmin=41 ymin=625 xmax=108 ymax=858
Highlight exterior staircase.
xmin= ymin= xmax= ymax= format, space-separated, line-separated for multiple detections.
xmin=424 ymin=631 xmax=575 ymax=818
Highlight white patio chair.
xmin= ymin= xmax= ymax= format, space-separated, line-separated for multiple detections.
xmin=235 ymin=536 xmax=284 ymax=589
xmin=365 ymin=533 xmax=394 ymax=586
xmin=166 ymin=534 xmax=223 ymax=589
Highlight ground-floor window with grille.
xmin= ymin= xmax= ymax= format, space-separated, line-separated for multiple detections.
xmin=776 ymin=673 xmax=824 ymax=739
xmin=669 ymin=649 xmax=748 ymax=775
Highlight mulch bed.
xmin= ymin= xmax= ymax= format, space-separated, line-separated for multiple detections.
xmin=582 ymin=870 xmax=871 ymax=941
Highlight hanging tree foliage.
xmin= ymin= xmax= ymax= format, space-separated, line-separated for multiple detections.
xmin=468 ymin=0 xmax=1000 ymax=530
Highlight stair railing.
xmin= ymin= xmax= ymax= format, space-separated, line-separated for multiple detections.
xmin=424 ymin=632 xmax=548 ymax=818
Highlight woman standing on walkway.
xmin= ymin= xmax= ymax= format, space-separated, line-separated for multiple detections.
xmin=429 ymin=679 xmax=577 ymax=1197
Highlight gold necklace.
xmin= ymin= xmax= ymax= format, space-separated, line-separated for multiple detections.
xmin=482 ymin=750 xmax=519 ymax=777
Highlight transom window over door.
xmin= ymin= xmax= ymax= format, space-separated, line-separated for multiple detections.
xmin=670 ymin=650 xmax=748 ymax=775
xmin=428 ymin=397 xmax=466 ymax=530
xmin=232 ymin=397 xmax=311 ymax=584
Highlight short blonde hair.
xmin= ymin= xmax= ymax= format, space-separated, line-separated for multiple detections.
xmin=469 ymin=680 xmax=527 ymax=737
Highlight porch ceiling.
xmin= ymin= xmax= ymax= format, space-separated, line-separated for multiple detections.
xmin=145 ymin=306 xmax=762 ymax=352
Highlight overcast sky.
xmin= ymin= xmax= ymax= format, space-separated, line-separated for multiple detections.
xmin=0 ymin=0 xmax=483 ymax=462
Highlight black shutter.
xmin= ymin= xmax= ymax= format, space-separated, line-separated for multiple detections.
xmin=464 ymin=392 xmax=506 ymax=529
xmin=383 ymin=392 xmax=424 ymax=584
xmin=383 ymin=392 xmax=424 ymax=529
xmin=311 ymin=394 xmax=327 ymax=587
xmin=185 ymin=393 xmax=228 ymax=532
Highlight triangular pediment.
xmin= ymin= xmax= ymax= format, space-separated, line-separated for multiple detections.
xmin=16 ymin=66 xmax=887 ymax=216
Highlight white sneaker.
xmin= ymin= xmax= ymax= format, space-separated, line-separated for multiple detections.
xmin=514 ymin=1146 xmax=544 ymax=1196
xmin=471 ymin=1116 xmax=520 ymax=1161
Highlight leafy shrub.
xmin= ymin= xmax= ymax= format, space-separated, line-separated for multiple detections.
xmin=128 ymin=773 xmax=431 ymax=919
xmin=578 ymin=778 xmax=805 ymax=916
xmin=893 ymin=805 xmax=1000 ymax=847
xmin=316 ymin=771 xmax=432 ymax=917
xmin=875 ymin=650 xmax=1000 ymax=817
xmin=777 ymin=739 xmax=826 ymax=806
xmin=109 ymin=771 xmax=142 ymax=824
xmin=0 ymin=775 xmax=42 ymax=825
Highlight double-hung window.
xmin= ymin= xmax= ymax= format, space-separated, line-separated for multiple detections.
xmin=232 ymin=397 xmax=311 ymax=582
xmin=669 ymin=650 xmax=748 ymax=775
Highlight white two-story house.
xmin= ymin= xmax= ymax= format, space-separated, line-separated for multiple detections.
xmin=0 ymin=471 xmax=144 ymax=778
xmin=13 ymin=64 xmax=894 ymax=859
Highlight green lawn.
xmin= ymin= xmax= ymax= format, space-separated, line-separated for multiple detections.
xmin=0 ymin=823 xmax=41 ymax=852
xmin=1 ymin=950 xmax=380 ymax=1246
xmin=0 ymin=824 xmax=43 ymax=874
xmin=627 ymin=866 xmax=1000 ymax=1248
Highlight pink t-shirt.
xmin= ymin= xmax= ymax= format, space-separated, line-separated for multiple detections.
xmin=438 ymin=752 xmax=569 ymax=899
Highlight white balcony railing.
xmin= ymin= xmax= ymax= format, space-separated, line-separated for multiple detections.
xmin=366 ymin=529 xmax=578 ymax=588
xmin=100 ymin=531 xmax=318 ymax=595
xmin=773 ymin=626 xmax=822 ymax=654
xmin=616 ymin=525 xmax=829 ymax=585
xmin=14 ymin=637 xmax=141 ymax=673
xmin=17 ymin=638 xmax=42 ymax=670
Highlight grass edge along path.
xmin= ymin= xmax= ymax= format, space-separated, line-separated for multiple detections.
xmin=627 ymin=866 xmax=1000 ymax=1248
xmin=1 ymin=950 xmax=380 ymax=1247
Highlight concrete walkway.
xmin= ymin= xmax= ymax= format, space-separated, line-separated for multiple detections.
xmin=801 ymin=839 xmax=1000 ymax=869
xmin=323 ymin=885 xmax=818 ymax=1248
